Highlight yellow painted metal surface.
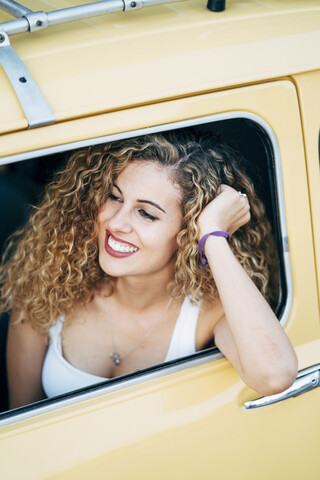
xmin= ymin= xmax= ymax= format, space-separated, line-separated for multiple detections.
xmin=1 ymin=344 xmax=320 ymax=480
xmin=1 ymin=79 xmax=320 ymax=479
xmin=0 ymin=0 xmax=320 ymax=134
xmin=292 ymin=71 xmax=320 ymax=306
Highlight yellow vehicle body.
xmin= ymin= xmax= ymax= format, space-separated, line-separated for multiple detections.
xmin=0 ymin=1 xmax=320 ymax=479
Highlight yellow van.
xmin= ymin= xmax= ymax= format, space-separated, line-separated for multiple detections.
xmin=0 ymin=0 xmax=320 ymax=479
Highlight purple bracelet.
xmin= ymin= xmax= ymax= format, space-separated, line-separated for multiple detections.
xmin=198 ymin=230 xmax=230 ymax=268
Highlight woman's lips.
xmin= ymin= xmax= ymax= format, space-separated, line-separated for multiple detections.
xmin=105 ymin=231 xmax=139 ymax=258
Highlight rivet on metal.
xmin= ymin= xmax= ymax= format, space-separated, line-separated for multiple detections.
xmin=36 ymin=20 xmax=43 ymax=27
xmin=19 ymin=76 xmax=27 ymax=83
xmin=131 ymin=2 xmax=136 ymax=7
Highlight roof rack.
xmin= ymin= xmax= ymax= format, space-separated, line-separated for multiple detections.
xmin=0 ymin=0 xmax=225 ymax=128
xmin=0 ymin=0 xmax=225 ymax=36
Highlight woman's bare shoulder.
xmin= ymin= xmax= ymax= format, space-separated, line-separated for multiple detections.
xmin=7 ymin=310 xmax=49 ymax=408
xmin=8 ymin=309 xmax=48 ymax=344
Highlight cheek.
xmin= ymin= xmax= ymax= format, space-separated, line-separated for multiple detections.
xmin=98 ymin=200 xmax=116 ymax=224
xmin=151 ymin=224 xmax=181 ymax=255
xmin=97 ymin=209 xmax=104 ymax=227
xmin=98 ymin=200 xmax=107 ymax=220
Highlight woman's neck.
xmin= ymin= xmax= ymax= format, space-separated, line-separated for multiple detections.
xmin=111 ymin=268 xmax=173 ymax=311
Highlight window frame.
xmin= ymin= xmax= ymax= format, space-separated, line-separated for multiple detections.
xmin=0 ymin=111 xmax=293 ymax=426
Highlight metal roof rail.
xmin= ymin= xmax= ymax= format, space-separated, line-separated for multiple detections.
xmin=0 ymin=0 xmax=226 ymax=128
xmin=0 ymin=0 xmax=190 ymax=36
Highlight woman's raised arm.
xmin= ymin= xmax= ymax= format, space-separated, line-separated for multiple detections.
xmin=198 ymin=185 xmax=298 ymax=396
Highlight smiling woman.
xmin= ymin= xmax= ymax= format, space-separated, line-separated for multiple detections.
xmin=98 ymin=162 xmax=183 ymax=279
xmin=0 ymin=129 xmax=297 ymax=409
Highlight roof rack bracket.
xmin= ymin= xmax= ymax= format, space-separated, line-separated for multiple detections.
xmin=23 ymin=11 xmax=48 ymax=32
xmin=0 ymin=31 xmax=55 ymax=128
xmin=123 ymin=0 xmax=142 ymax=12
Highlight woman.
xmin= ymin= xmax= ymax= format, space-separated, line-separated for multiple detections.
xmin=0 ymin=129 xmax=298 ymax=409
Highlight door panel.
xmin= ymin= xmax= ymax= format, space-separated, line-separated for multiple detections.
xmin=1 ymin=80 xmax=319 ymax=479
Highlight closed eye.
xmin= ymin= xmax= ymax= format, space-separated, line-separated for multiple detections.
xmin=109 ymin=193 xmax=122 ymax=203
xmin=138 ymin=209 xmax=158 ymax=222
xmin=109 ymin=191 xmax=158 ymax=221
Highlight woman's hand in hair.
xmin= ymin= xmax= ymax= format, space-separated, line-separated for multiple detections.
xmin=197 ymin=184 xmax=250 ymax=237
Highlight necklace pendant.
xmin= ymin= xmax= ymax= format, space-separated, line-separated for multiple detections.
xmin=110 ymin=351 xmax=121 ymax=366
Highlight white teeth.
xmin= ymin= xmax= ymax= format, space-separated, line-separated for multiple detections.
xmin=108 ymin=235 xmax=138 ymax=253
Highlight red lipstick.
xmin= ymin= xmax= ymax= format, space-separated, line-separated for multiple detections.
xmin=105 ymin=231 xmax=139 ymax=259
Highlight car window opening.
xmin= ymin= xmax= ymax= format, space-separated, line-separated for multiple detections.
xmin=0 ymin=118 xmax=287 ymax=417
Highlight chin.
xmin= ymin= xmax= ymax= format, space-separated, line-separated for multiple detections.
xmin=98 ymin=255 xmax=133 ymax=278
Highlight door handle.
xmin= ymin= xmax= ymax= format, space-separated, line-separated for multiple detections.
xmin=244 ymin=364 xmax=320 ymax=409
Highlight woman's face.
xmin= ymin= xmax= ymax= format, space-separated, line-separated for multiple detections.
xmin=98 ymin=161 xmax=183 ymax=279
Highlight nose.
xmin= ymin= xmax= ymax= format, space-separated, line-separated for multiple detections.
xmin=107 ymin=205 xmax=133 ymax=234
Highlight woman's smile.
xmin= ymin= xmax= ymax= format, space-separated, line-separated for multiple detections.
xmin=105 ymin=230 xmax=139 ymax=258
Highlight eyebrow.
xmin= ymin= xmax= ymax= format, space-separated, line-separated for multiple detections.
xmin=113 ymin=183 xmax=167 ymax=214
xmin=137 ymin=199 xmax=166 ymax=214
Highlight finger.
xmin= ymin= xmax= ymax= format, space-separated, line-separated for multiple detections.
xmin=238 ymin=191 xmax=250 ymax=207
xmin=219 ymin=184 xmax=230 ymax=193
xmin=215 ymin=184 xmax=234 ymax=199
xmin=241 ymin=208 xmax=251 ymax=225
xmin=215 ymin=185 xmax=222 ymax=196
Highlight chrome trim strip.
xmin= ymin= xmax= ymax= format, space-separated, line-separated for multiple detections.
xmin=0 ymin=351 xmax=223 ymax=426
xmin=0 ymin=111 xmax=293 ymax=424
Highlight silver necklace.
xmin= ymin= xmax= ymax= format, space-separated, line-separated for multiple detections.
xmin=108 ymin=298 xmax=172 ymax=366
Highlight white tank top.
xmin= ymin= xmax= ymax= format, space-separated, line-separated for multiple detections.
xmin=42 ymin=296 xmax=200 ymax=398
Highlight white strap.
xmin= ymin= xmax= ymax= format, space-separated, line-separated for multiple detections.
xmin=165 ymin=297 xmax=200 ymax=362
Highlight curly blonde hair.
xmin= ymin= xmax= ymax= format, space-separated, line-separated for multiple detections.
xmin=0 ymin=129 xmax=278 ymax=334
